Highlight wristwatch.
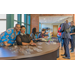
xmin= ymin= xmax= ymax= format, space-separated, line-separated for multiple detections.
xmin=27 ymin=43 xmax=29 ymax=46
xmin=5 ymin=43 xmax=7 ymax=46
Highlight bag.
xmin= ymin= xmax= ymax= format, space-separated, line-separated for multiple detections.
xmin=57 ymin=34 xmax=60 ymax=37
xmin=65 ymin=26 xmax=71 ymax=33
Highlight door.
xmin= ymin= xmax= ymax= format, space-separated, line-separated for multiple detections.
xmin=53 ymin=25 xmax=58 ymax=37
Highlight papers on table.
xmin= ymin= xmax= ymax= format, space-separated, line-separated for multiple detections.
xmin=5 ymin=41 xmax=57 ymax=55
xmin=45 ymin=42 xmax=50 ymax=45
xmin=45 ymin=42 xmax=56 ymax=45
xmin=22 ymin=46 xmax=28 ymax=48
xmin=33 ymin=47 xmax=42 ymax=52
xmin=37 ymin=46 xmax=42 ymax=48
xmin=52 ymin=42 xmax=56 ymax=44
xmin=7 ymin=44 xmax=43 ymax=55
xmin=38 ymin=38 xmax=47 ymax=41
xmin=26 ymin=48 xmax=33 ymax=52
xmin=37 ymin=42 xmax=43 ymax=45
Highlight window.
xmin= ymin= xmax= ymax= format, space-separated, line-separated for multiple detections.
xmin=0 ymin=14 xmax=6 ymax=34
xmin=26 ymin=14 xmax=31 ymax=34
xmin=14 ymin=14 xmax=17 ymax=20
xmin=14 ymin=21 xmax=18 ymax=27
xmin=21 ymin=23 xmax=24 ymax=26
xmin=22 ymin=14 xmax=24 ymax=22
xmin=0 ymin=21 xmax=6 ymax=33
xmin=14 ymin=14 xmax=18 ymax=27
xmin=27 ymin=25 xmax=30 ymax=34
xmin=27 ymin=15 xmax=30 ymax=24
xmin=14 ymin=14 xmax=31 ymax=34
xmin=0 ymin=14 xmax=6 ymax=19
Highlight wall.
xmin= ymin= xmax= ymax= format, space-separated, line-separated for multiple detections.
xmin=0 ymin=14 xmax=6 ymax=34
xmin=41 ymin=23 xmax=60 ymax=32
xmin=39 ymin=14 xmax=73 ymax=16
xmin=30 ymin=14 xmax=39 ymax=33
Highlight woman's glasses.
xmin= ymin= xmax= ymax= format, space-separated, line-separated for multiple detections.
xmin=21 ymin=29 xmax=26 ymax=31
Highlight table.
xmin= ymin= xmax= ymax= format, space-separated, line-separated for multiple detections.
xmin=0 ymin=42 xmax=59 ymax=60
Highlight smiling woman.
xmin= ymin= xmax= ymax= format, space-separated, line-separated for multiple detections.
xmin=16 ymin=25 xmax=36 ymax=46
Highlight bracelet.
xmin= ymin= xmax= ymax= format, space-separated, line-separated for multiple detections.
xmin=5 ymin=43 xmax=7 ymax=46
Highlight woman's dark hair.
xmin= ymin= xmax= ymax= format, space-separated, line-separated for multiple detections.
xmin=42 ymin=29 xmax=45 ymax=31
xmin=32 ymin=28 xmax=36 ymax=35
xmin=21 ymin=25 xmax=26 ymax=29
xmin=20 ymin=26 xmax=26 ymax=31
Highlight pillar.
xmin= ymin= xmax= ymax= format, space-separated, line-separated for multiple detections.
xmin=17 ymin=14 xmax=22 ymax=25
xmin=30 ymin=14 xmax=39 ymax=33
xmin=6 ymin=14 xmax=14 ymax=29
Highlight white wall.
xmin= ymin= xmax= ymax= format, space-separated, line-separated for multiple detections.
xmin=0 ymin=14 xmax=6 ymax=34
xmin=41 ymin=23 xmax=61 ymax=32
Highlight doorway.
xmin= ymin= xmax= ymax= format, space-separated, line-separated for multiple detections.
xmin=53 ymin=25 xmax=58 ymax=37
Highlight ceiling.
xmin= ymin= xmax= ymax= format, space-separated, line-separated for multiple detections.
xmin=39 ymin=16 xmax=73 ymax=24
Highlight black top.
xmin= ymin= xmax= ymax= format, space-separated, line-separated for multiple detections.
xmin=16 ymin=34 xmax=31 ymax=45
xmin=70 ymin=25 xmax=75 ymax=33
xmin=70 ymin=25 xmax=75 ymax=38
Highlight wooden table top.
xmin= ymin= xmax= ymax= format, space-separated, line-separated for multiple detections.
xmin=0 ymin=42 xmax=59 ymax=60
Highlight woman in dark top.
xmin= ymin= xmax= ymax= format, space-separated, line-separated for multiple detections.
xmin=16 ymin=26 xmax=36 ymax=46
xmin=30 ymin=28 xmax=37 ymax=41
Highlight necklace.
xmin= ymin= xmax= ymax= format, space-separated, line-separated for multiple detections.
xmin=20 ymin=33 xmax=26 ymax=36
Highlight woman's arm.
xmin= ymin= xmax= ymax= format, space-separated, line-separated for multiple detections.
xmin=38 ymin=33 xmax=42 ymax=38
xmin=1 ymin=32 xmax=11 ymax=46
xmin=16 ymin=35 xmax=33 ymax=46
xmin=29 ymin=40 xmax=36 ymax=45
xmin=30 ymin=33 xmax=34 ymax=39
xmin=16 ymin=35 xmax=30 ymax=46
xmin=31 ymin=33 xmax=38 ymax=40
xmin=70 ymin=32 xmax=75 ymax=35
xmin=22 ymin=40 xmax=36 ymax=46
xmin=44 ymin=36 xmax=48 ymax=38
xmin=3 ymin=41 xmax=11 ymax=46
xmin=22 ymin=42 xmax=30 ymax=46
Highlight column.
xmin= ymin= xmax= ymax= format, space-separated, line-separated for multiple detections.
xmin=17 ymin=14 xmax=22 ymax=25
xmin=6 ymin=14 xmax=14 ymax=29
xmin=30 ymin=14 xmax=39 ymax=33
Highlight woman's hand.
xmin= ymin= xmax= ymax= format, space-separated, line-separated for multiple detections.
xmin=35 ymin=39 xmax=38 ymax=40
xmin=32 ymin=43 xmax=36 ymax=46
xmin=29 ymin=40 xmax=36 ymax=46
xmin=6 ymin=44 xmax=11 ymax=47
xmin=70 ymin=33 xmax=73 ymax=35
xmin=30 ymin=42 xmax=36 ymax=46
xmin=3 ymin=41 xmax=11 ymax=46
xmin=44 ymin=36 xmax=48 ymax=38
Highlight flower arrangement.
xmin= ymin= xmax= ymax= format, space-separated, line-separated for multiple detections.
xmin=48 ymin=31 xmax=53 ymax=42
